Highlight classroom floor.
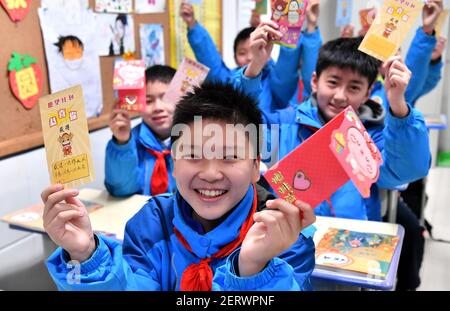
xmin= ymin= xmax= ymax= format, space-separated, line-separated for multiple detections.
xmin=418 ymin=167 xmax=450 ymax=291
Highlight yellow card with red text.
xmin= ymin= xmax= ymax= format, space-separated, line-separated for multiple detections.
xmin=39 ymin=85 xmax=95 ymax=188
xmin=359 ymin=0 xmax=424 ymax=62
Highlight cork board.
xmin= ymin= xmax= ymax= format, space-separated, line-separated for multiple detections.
xmin=0 ymin=0 xmax=221 ymax=159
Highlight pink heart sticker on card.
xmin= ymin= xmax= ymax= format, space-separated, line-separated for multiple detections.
xmin=293 ymin=171 xmax=311 ymax=191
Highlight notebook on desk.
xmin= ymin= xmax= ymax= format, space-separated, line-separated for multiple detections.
xmin=315 ymin=227 xmax=399 ymax=279
xmin=0 ymin=188 xmax=151 ymax=241
xmin=312 ymin=216 xmax=404 ymax=290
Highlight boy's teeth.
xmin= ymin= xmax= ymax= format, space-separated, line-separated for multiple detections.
xmin=198 ymin=189 xmax=226 ymax=197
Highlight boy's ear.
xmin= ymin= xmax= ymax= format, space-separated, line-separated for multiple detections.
xmin=252 ymin=157 xmax=261 ymax=183
xmin=311 ymin=72 xmax=318 ymax=94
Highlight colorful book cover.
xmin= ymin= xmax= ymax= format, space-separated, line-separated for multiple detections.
xmin=435 ymin=9 xmax=449 ymax=38
xmin=113 ymin=60 xmax=146 ymax=112
xmin=162 ymin=57 xmax=209 ymax=105
xmin=336 ymin=0 xmax=353 ymax=27
xmin=255 ymin=0 xmax=268 ymax=14
xmin=39 ymin=85 xmax=95 ymax=188
xmin=315 ymin=228 xmax=399 ymax=278
xmin=359 ymin=0 xmax=424 ymax=62
xmin=264 ymin=106 xmax=382 ymax=208
xmin=271 ymin=0 xmax=308 ymax=48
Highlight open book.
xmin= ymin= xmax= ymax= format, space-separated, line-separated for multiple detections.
xmin=315 ymin=227 xmax=399 ymax=278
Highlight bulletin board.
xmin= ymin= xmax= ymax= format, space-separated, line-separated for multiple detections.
xmin=0 ymin=0 xmax=222 ymax=159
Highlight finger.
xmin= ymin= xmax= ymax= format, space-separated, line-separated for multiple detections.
xmin=259 ymin=25 xmax=283 ymax=39
xmin=43 ymin=188 xmax=79 ymax=219
xmin=259 ymin=209 xmax=293 ymax=235
xmin=41 ymin=184 xmax=64 ymax=204
xmin=44 ymin=203 xmax=85 ymax=227
xmin=253 ymin=210 xmax=283 ymax=238
xmin=296 ymin=201 xmax=316 ymax=228
xmin=258 ymin=20 xmax=280 ymax=30
xmin=266 ymin=199 xmax=301 ymax=232
xmin=252 ymin=38 xmax=269 ymax=49
xmin=46 ymin=210 xmax=85 ymax=232
xmin=389 ymin=75 xmax=408 ymax=88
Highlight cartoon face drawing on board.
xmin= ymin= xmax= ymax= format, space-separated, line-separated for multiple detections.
xmin=54 ymin=35 xmax=84 ymax=70
xmin=272 ymin=0 xmax=288 ymax=21
xmin=58 ymin=132 xmax=74 ymax=156
xmin=383 ymin=6 xmax=410 ymax=39
xmin=287 ymin=0 xmax=300 ymax=25
xmin=345 ymin=127 xmax=378 ymax=181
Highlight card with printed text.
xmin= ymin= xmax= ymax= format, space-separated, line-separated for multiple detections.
xmin=39 ymin=85 xmax=95 ymax=188
xmin=271 ymin=0 xmax=309 ymax=48
xmin=264 ymin=107 xmax=382 ymax=208
xmin=359 ymin=0 xmax=424 ymax=62
xmin=113 ymin=60 xmax=146 ymax=112
xmin=162 ymin=57 xmax=209 ymax=105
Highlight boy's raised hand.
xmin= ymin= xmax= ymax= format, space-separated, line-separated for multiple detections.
xmin=109 ymin=100 xmax=131 ymax=144
xmin=245 ymin=21 xmax=283 ymax=78
xmin=422 ymin=0 xmax=443 ymax=35
xmin=306 ymin=2 xmax=320 ymax=33
xmin=383 ymin=55 xmax=411 ymax=118
xmin=432 ymin=36 xmax=447 ymax=60
xmin=180 ymin=1 xmax=196 ymax=29
xmin=238 ymin=199 xmax=315 ymax=277
xmin=42 ymin=185 xmax=95 ymax=263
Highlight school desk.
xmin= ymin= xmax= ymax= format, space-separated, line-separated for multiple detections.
xmin=0 ymin=188 xmax=151 ymax=241
xmin=312 ymin=216 xmax=405 ymax=291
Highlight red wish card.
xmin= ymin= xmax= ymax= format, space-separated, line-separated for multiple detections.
xmin=271 ymin=0 xmax=308 ymax=48
xmin=113 ymin=60 xmax=146 ymax=112
xmin=264 ymin=107 xmax=382 ymax=208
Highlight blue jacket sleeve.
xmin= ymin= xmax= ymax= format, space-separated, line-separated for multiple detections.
xmin=415 ymin=60 xmax=443 ymax=103
xmin=269 ymin=28 xmax=322 ymax=108
xmin=46 ymin=235 xmax=162 ymax=290
xmin=405 ymin=27 xmax=437 ymax=104
xmin=375 ymin=107 xmax=431 ymax=189
xmin=299 ymin=28 xmax=322 ymax=98
xmin=188 ymin=22 xmax=231 ymax=83
xmin=212 ymin=249 xmax=301 ymax=290
xmin=231 ymin=67 xmax=263 ymax=100
xmin=104 ymin=133 xmax=143 ymax=197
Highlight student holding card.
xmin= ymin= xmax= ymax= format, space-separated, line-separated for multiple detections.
xmin=180 ymin=1 xmax=319 ymax=110
xmin=104 ymin=65 xmax=177 ymax=197
xmin=234 ymin=36 xmax=431 ymax=221
xmin=42 ymin=82 xmax=317 ymax=291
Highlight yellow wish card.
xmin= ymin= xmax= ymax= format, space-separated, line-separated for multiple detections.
xmin=39 ymin=85 xmax=95 ymax=188
xmin=435 ymin=9 xmax=449 ymax=38
xmin=359 ymin=0 xmax=424 ymax=62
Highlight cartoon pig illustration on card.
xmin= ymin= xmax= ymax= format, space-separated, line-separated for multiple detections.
xmin=345 ymin=127 xmax=378 ymax=181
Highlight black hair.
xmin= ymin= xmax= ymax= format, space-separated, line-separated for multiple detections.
xmin=54 ymin=35 xmax=84 ymax=53
xmin=145 ymin=65 xmax=176 ymax=84
xmin=316 ymin=37 xmax=381 ymax=87
xmin=171 ymin=81 xmax=263 ymax=156
xmin=233 ymin=27 xmax=255 ymax=56
xmin=116 ymin=14 xmax=128 ymax=26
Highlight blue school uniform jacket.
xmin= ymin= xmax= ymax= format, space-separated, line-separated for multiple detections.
xmin=188 ymin=22 xmax=303 ymax=109
xmin=104 ymin=122 xmax=176 ymax=197
xmin=46 ymin=185 xmax=316 ymax=291
xmin=233 ymin=71 xmax=430 ymax=220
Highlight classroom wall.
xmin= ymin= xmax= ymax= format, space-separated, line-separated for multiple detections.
xmin=1 ymin=0 xmax=449 ymax=290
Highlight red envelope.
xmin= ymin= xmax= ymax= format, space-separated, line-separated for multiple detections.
xmin=264 ymin=106 xmax=382 ymax=208
xmin=113 ymin=60 xmax=146 ymax=112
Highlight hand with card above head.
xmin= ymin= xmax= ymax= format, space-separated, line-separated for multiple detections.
xmin=422 ymin=0 xmax=444 ymax=35
xmin=109 ymin=100 xmax=131 ymax=145
xmin=180 ymin=0 xmax=196 ymax=29
xmin=306 ymin=1 xmax=320 ymax=33
xmin=244 ymin=21 xmax=283 ymax=78
xmin=42 ymin=184 xmax=95 ymax=263
xmin=238 ymin=198 xmax=315 ymax=276
xmin=431 ymin=36 xmax=447 ymax=61
xmin=382 ymin=56 xmax=411 ymax=118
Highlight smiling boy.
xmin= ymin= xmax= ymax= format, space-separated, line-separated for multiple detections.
xmin=42 ymin=82 xmax=316 ymax=291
